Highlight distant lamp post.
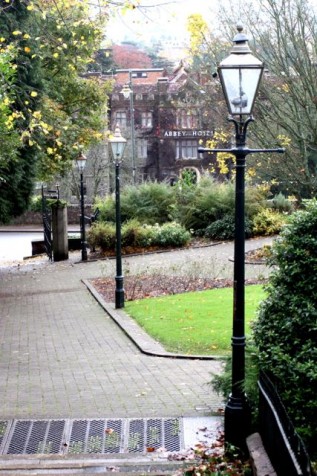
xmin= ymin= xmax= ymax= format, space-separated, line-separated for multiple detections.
xmin=198 ymin=25 xmax=284 ymax=450
xmin=109 ymin=126 xmax=127 ymax=309
xmin=120 ymin=72 xmax=136 ymax=184
xmin=76 ymin=152 xmax=88 ymax=262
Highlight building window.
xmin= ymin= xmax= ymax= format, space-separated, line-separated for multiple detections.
xmin=141 ymin=111 xmax=152 ymax=128
xmin=176 ymin=109 xmax=198 ymax=129
xmin=176 ymin=140 xmax=198 ymax=159
xmin=115 ymin=111 xmax=127 ymax=127
xmin=137 ymin=139 xmax=148 ymax=159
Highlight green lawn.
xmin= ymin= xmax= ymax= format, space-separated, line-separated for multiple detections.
xmin=125 ymin=285 xmax=266 ymax=355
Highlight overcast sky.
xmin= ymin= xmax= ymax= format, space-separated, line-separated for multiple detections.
xmin=106 ymin=0 xmax=216 ymax=45
xmin=106 ymin=0 xmax=317 ymax=46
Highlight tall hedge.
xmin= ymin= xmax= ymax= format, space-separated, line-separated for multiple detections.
xmin=253 ymin=200 xmax=317 ymax=456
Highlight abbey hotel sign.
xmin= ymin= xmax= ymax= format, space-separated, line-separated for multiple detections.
xmin=163 ymin=130 xmax=213 ymax=138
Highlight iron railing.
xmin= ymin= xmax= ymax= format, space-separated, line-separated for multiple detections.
xmin=41 ymin=186 xmax=59 ymax=260
xmin=258 ymin=371 xmax=314 ymax=476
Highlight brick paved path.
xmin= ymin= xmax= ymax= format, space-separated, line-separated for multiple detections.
xmin=0 ymin=238 xmax=272 ymax=420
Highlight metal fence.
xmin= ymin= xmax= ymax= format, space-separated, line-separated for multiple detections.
xmin=258 ymin=371 xmax=314 ymax=476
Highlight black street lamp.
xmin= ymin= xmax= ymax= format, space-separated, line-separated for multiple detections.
xmin=76 ymin=153 xmax=88 ymax=262
xmin=199 ymin=25 xmax=284 ymax=450
xmin=109 ymin=126 xmax=127 ymax=309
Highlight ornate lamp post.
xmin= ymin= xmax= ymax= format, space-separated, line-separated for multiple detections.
xmin=76 ymin=153 xmax=88 ymax=262
xmin=121 ymin=72 xmax=136 ymax=184
xmin=109 ymin=126 xmax=127 ymax=309
xmin=199 ymin=25 xmax=284 ymax=449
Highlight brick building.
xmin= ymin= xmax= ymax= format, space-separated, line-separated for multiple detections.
xmin=108 ymin=64 xmax=218 ymax=185
xmin=58 ymin=65 xmax=220 ymax=205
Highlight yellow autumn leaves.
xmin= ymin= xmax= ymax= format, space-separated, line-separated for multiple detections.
xmin=206 ymin=130 xmax=236 ymax=176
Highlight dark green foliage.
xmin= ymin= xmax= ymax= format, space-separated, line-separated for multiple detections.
xmin=0 ymin=0 xmax=43 ymax=222
xmin=28 ymin=195 xmax=43 ymax=213
xmin=212 ymin=343 xmax=260 ymax=428
xmin=121 ymin=219 xmax=155 ymax=248
xmin=94 ymin=196 xmax=115 ymax=223
xmin=174 ymin=177 xmax=266 ymax=235
xmin=120 ymin=182 xmax=175 ymax=225
xmin=253 ymin=200 xmax=317 ymax=456
xmin=174 ymin=177 xmax=236 ymax=233
xmin=0 ymin=153 xmax=38 ymax=223
xmin=95 ymin=178 xmax=271 ymax=238
xmin=269 ymin=192 xmax=294 ymax=213
xmin=87 ymin=222 xmax=116 ymax=251
xmin=205 ymin=215 xmax=252 ymax=240
xmin=95 ymin=182 xmax=175 ymax=225
xmin=152 ymin=222 xmax=191 ymax=247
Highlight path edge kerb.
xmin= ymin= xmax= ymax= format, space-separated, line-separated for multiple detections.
xmin=84 ymin=279 xmax=221 ymax=361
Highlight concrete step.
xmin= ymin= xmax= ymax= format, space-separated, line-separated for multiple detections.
xmin=0 ymin=453 xmax=187 ymax=475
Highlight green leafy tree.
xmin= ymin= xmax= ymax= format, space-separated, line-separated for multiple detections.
xmin=0 ymin=0 xmax=113 ymax=221
xmin=0 ymin=0 xmax=43 ymax=221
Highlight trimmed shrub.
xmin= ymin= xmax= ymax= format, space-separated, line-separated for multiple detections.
xmin=251 ymin=208 xmax=287 ymax=236
xmin=253 ymin=199 xmax=317 ymax=457
xmin=174 ymin=176 xmax=266 ymax=236
xmin=87 ymin=222 xmax=115 ymax=251
xmin=120 ymin=182 xmax=175 ymax=225
xmin=122 ymin=219 xmax=155 ymax=248
xmin=94 ymin=182 xmax=175 ymax=225
xmin=174 ymin=177 xmax=235 ymax=233
xmin=269 ymin=192 xmax=294 ymax=213
xmin=153 ymin=222 xmax=191 ymax=247
xmin=95 ymin=178 xmax=269 ymax=238
xmin=87 ymin=220 xmax=190 ymax=251
xmin=205 ymin=214 xmax=253 ymax=240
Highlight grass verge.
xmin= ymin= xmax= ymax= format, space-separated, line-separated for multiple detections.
xmin=125 ymin=285 xmax=266 ymax=355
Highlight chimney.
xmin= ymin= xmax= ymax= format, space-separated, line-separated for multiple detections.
xmin=157 ymin=77 xmax=169 ymax=93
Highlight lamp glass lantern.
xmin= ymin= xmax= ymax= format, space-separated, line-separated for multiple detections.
xmin=120 ymin=84 xmax=132 ymax=99
xmin=109 ymin=126 xmax=127 ymax=162
xmin=218 ymin=27 xmax=264 ymax=116
xmin=76 ymin=153 xmax=87 ymax=172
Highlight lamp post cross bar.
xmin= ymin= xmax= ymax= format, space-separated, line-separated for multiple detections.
xmin=198 ymin=146 xmax=285 ymax=155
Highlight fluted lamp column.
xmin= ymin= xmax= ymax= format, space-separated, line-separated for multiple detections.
xmin=76 ymin=153 xmax=88 ymax=262
xmin=108 ymin=126 xmax=127 ymax=309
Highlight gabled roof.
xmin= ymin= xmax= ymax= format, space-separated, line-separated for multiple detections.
xmin=109 ymin=69 xmax=167 ymax=86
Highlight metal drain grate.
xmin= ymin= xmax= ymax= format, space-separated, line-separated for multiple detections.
xmin=4 ymin=420 xmax=66 ymax=455
xmin=0 ymin=418 xmax=182 ymax=455
xmin=68 ymin=419 xmax=122 ymax=454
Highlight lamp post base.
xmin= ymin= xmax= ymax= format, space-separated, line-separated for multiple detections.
xmin=81 ymin=242 xmax=88 ymax=262
xmin=225 ymin=394 xmax=251 ymax=452
xmin=115 ymin=275 xmax=124 ymax=309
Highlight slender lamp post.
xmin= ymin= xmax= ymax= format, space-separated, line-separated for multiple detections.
xmin=76 ymin=153 xmax=88 ymax=262
xmin=109 ymin=126 xmax=127 ymax=309
xmin=121 ymin=71 xmax=136 ymax=184
xmin=199 ymin=25 xmax=284 ymax=449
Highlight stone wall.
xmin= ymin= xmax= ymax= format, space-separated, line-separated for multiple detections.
xmin=10 ymin=205 xmax=93 ymax=225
